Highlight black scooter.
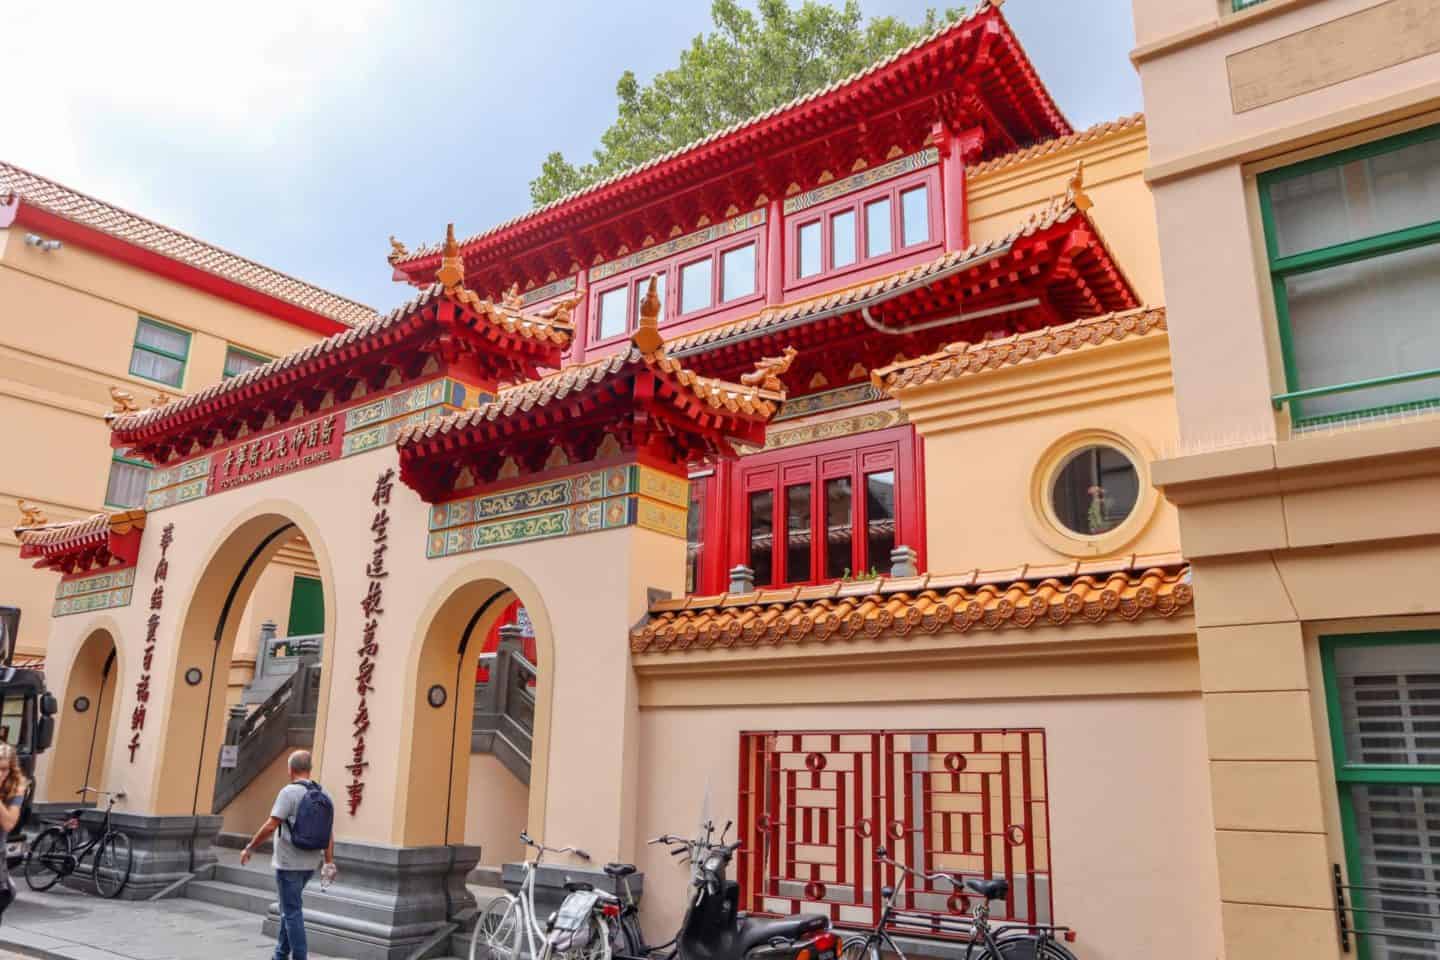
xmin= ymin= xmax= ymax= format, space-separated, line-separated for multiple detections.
xmin=651 ymin=820 xmax=836 ymax=960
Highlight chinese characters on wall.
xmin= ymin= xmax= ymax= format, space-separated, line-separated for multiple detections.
xmin=211 ymin=413 xmax=341 ymax=494
xmin=130 ymin=523 xmax=175 ymax=762
xmin=348 ymin=468 xmax=393 ymax=815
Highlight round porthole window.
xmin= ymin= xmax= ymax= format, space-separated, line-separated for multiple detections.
xmin=1049 ymin=444 xmax=1140 ymax=537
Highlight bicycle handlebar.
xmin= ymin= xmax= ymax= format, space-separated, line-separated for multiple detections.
xmin=76 ymin=787 xmax=126 ymax=801
xmin=874 ymin=847 xmax=961 ymax=890
xmin=518 ymin=833 xmax=589 ymax=860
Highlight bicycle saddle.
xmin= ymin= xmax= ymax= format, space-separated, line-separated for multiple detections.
xmin=564 ymin=880 xmax=596 ymax=893
xmin=964 ymin=878 xmax=1009 ymax=901
xmin=604 ymin=862 xmax=637 ymax=878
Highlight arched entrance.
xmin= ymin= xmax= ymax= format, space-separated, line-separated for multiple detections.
xmin=400 ymin=565 xmax=556 ymax=856
xmin=150 ymin=508 xmax=336 ymax=819
xmin=49 ymin=627 xmax=121 ymax=801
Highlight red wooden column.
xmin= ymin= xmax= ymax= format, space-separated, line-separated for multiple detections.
xmin=765 ymin=196 xmax=785 ymax=306
xmin=934 ymin=123 xmax=986 ymax=253
xmin=571 ymin=267 xmax=590 ymax=363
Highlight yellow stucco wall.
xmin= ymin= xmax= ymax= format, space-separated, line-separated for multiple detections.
xmin=0 ymin=226 xmax=339 ymax=656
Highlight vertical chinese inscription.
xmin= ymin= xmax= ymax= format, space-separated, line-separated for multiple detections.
xmin=130 ymin=523 xmax=175 ymax=762
xmin=349 ymin=468 xmax=393 ymax=815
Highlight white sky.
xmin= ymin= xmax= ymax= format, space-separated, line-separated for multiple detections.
xmin=1 ymin=0 xmax=1143 ymax=312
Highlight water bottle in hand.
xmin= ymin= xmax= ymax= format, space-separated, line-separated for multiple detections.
xmin=320 ymin=862 xmax=338 ymax=889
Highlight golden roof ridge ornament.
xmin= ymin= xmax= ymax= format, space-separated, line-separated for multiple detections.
xmin=16 ymin=500 xmax=46 ymax=528
xmin=632 ymin=274 xmax=665 ymax=358
xmin=387 ymin=235 xmax=409 ymax=263
xmin=109 ymin=386 xmax=139 ymax=414
xmin=1067 ymin=160 xmax=1093 ymax=214
xmin=436 ymin=223 xmax=466 ymax=293
xmin=741 ymin=346 xmax=798 ymax=394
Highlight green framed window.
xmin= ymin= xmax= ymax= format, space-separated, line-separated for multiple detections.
xmin=223 ymin=346 xmax=269 ymax=379
xmin=1259 ymin=124 xmax=1440 ymax=427
xmin=1322 ymin=632 xmax=1440 ymax=957
xmin=1232 ymin=0 xmax=1269 ymax=10
xmin=129 ymin=317 xmax=190 ymax=388
xmin=105 ymin=449 xmax=150 ymax=509
xmin=286 ymin=575 xmax=324 ymax=637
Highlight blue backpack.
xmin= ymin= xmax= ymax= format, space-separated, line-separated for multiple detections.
xmin=286 ymin=780 xmax=334 ymax=851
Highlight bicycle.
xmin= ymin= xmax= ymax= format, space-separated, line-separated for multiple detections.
xmin=839 ymin=847 xmax=1077 ymax=960
xmin=24 ymin=787 xmax=133 ymax=899
xmin=471 ymin=832 xmax=610 ymax=960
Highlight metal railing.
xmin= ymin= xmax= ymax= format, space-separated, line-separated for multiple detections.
xmin=473 ymin=626 xmax=537 ymax=784
xmin=1272 ymin=367 xmax=1440 ymax=412
xmin=1333 ymin=862 xmax=1440 ymax=953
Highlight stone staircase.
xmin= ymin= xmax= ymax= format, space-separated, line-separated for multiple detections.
xmin=212 ymin=653 xmax=321 ymax=813
xmin=185 ymin=853 xmax=504 ymax=960
xmin=472 ymin=628 xmax=536 ymax=785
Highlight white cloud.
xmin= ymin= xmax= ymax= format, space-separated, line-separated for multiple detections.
xmin=2 ymin=0 xmax=411 ymax=215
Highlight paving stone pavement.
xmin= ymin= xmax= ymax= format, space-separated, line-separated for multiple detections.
xmin=0 ymin=883 xmax=339 ymax=959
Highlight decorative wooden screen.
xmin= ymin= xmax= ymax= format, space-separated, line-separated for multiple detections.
xmin=737 ymin=729 xmax=1052 ymax=937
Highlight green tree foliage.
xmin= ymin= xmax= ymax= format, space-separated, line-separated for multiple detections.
xmin=529 ymin=0 xmax=965 ymax=207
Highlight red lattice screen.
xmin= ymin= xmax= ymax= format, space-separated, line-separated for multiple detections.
xmin=737 ymin=729 xmax=1052 ymax=938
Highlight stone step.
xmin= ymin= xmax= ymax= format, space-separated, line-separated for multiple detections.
xmin=186 ymin=878 xmax=275 ymax=915
xmin=212 ymin=862 xmax=279 ymax=893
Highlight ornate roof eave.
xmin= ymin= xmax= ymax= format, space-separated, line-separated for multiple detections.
xmin=108 ymin=274 xmax=575 ymax=454
xmin=15 ymin=509 xmax=146 ymax=573
xmin=390 ymin=1 xmax=1069 ymax=281
xmin=397 ymin=298 xmax=787 ymax=501
xmin=631 ymin=555 xmax=1193 ymax=654
xmin=871 ymin=305 xmax=1168 ymax=393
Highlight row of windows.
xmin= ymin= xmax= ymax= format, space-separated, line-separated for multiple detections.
xmin=586 ymin=165 xmax=939 ymax=345
xmin=793 ymin=182 xmax=932 ymax=284
xmin=1261 ymin=123 xmax=1440 ymax=426
xmin=129 ymin=316 xmax=270 ymax=388
xmin=595 ymin=241 xmax=759 ymax=341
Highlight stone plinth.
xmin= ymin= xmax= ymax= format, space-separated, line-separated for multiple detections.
xmin=260 ymin=841 xmax=481 ymax=960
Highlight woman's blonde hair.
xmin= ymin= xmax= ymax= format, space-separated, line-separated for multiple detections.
xmin=0 ymin=743 xmax=28 ymax=803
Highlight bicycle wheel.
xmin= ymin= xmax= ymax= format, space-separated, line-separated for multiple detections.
xmin=24 ymin=827 xmax=69 ymax=892
xmin=995 ymin=935 xmax=1079 ymax=960
xmin=93 ymin=830 xmax=133 ymax=898
xmin=472 ymin=895 xmax=521 ymax=960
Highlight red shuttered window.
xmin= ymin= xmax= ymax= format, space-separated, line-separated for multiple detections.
xmin=726 ymin=425 xmax=922 ymax=589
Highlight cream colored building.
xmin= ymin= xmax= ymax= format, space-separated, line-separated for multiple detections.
xmin=0 ymin=163 xmax=376 ymax=674
xmin=1132 ymin=1 xmax=1440 ymax=958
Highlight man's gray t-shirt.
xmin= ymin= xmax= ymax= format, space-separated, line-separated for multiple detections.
xmin=270 ymin=782 xmax=325 ymax=871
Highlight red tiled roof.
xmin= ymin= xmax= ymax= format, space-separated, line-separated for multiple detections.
xmin=109 ymin=283 xmax=575 ymax=444
xmin=15 ymin=510 xmax=145 ymax=561
xmin=393 ymin=1 xmax=1069 ymax=275
xmin=631 ymin=555 xmax=1192 ymax=654
xmin=397 ymin=345 xmax=782 ymax=451
xmin=1 ymin=161 xmax=378 ymax=328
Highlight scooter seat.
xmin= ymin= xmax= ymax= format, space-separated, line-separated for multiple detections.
xmin=604 ymin=862 xmax=637 ymax=879
xmin=737 ymin=913 xmax=828 ymax=955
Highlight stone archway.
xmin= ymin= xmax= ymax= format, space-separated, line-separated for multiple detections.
xmin=399 ymin=560 xmax=556 ymax=851
xmin=48 ymin=627 xmax=122 ymax=802
xmin=149 ymin=504 xmax=337 ymax=819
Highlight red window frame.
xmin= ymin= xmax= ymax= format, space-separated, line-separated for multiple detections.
xmin=722 ymin=424 xmax=924 ymax=589
xmin=585 ymin=226 xmax=767 ymax=353
xmin=784 ymin=166 xmax=942 ymax=295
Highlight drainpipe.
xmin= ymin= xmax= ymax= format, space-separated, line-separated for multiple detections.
xmin=859 ymin=297 xmax=1041 ymax=338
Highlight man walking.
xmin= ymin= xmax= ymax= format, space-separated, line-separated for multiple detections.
xmin=241 ymin=750 xmax=337 ymax=960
